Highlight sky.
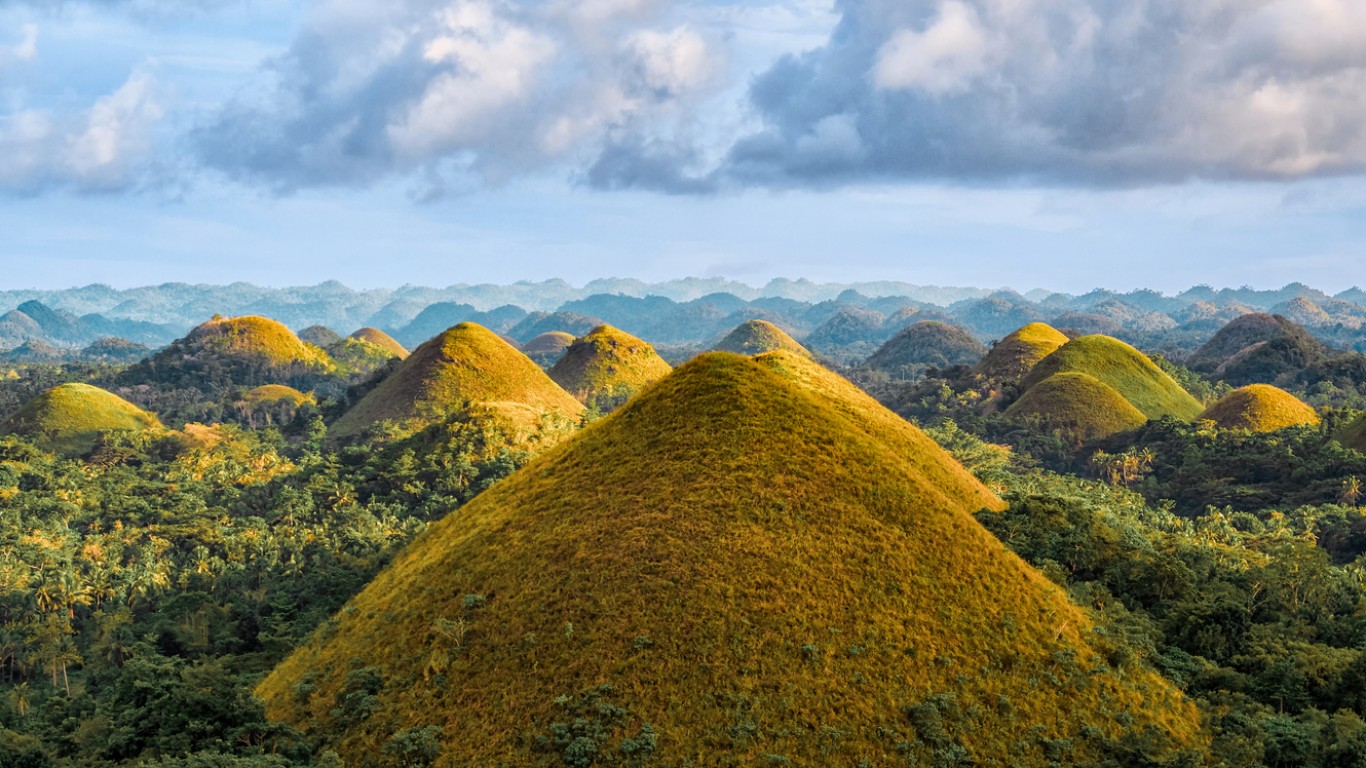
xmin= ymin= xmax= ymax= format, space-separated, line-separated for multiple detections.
xmin=3 ymin=0 xmax=1366 ymax=294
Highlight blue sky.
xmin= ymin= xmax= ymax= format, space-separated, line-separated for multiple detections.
xmin=4 ymin=0 xmax=1366 ymax=294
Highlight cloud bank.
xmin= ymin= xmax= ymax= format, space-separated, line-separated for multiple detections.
xmin=699 ymin=0 xmax=1366 ymax=189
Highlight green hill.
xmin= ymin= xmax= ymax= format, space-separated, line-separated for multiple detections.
xmin=1 ymin=383 xmax=162 ymax=455
xmin=328 ymin=322 xmax=583 ymax=441
xmin=297 ymin=325 xmax=342 ymax=347
xmin=1021 ymin=335 xmax=1204 ymax=421
xmin=521 ymin=331 xmax=575 ymax=367
xmin=1187 ymin=313 xmax=1326 ymax=380
xmin=1199 ymin=384 xmax=1319 ymax=432
xmin=259 ymin=352 xmax=1201 ymax=767
xmin=974 ymin=322 xmax=1070 ymax=381
xmin=865 ymin=320 xmax=986 ymax=371
xmin=348 ymin=327 xmax=408 ymax=358
xmin=1005 ymin=372 xmax=1148 ymax=441
xmin=711 ymin=319 xmax=812 ymax=358
xmin=549 ymin=325 xmax=672 ymax=410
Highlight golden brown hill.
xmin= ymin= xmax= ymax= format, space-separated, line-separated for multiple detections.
xmin=974 ymin=322 xmax=1070 ymax=381
xmin=328 ymin=322 xmax=583 ymax=441
xmin=242 ymin=384 xmax=314 ymax=408
xmin=549 ymin=325 xmax=672 ymax=409
xmin=521 ymin=331 xmax=575 ymax=367
xmin=711 ymin=319 xmax=812 ymax=358
xmin=347 ymin=327 xmax=408 ymax=358
xmin=122 ymin=315 xmax=333 ymax=389
xmin=1199 ymin=385 xmax=1320 ymax=432
xmin=182 ymin=315 xmax=331 ymax=368
xmin=1005 ymin=372 xmax=1148 ymax=441
xmin=1 ymin=383 xmax=162 ymax=455
xmin=259 ymin=353 xmax=1201 ymax=767
xmin=1021 ymin=335 xmax=1203 ymax=421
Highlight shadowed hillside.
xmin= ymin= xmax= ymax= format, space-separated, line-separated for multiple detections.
xmin=328 ymin=322 xmax=583 ymax=441
xmin=521 ymin=331 xmax=575 ymax=367
xmin=711 ymin=319 xmax=812 ymax=358
xmin=865 ymin=320 xmax=986 ymax=372
xmin=259 ymin=353 xmax=1201 ymax=767
xmin=974 ymin=322 xmax=1070 ymax=382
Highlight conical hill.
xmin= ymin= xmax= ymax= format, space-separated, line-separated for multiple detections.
xmin=1021 ymin=335 xmax=1203 ymax=420
xmin=329 ymin=322 xmax=583 ymax=441
xmin=259 ymin=352 xmax=1201 ymax=766
xmin=122 ymin=315 xmax=333 ymax=389
xmin=711 ymin=319 xmax=812 ymax=358
xmin=865 ymin=320 xmax=986 ymax=371
xmin=1 ymin=383 xmax=162 ymax=455
xmin=521 ymin=331 xmax=575 ymax=367
xmin=1199 ymin=384 xmax=1319 ymax=432
xmin=974 ymin=322 xmax=1070 ymax=381
xmin=348 ymin=327 xmax=408 ymax=358
xmin=549 ymin=325 xmax=672 ymax=409
xmin=1005 ymin=372 xmax=1148 ymax=441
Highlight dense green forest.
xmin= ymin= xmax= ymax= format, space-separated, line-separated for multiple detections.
xmin=2 ymin=314 xmax=1366 ymax=766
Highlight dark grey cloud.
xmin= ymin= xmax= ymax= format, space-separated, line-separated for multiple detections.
xmin=195 ymin=0 xmax=724 ymax=191
xmin=594 ymin=0 xmax=1366 ymax=191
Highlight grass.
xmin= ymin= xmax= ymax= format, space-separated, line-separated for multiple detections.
xmin=711 ymin=320 xmax=812 ymax=358
xmin=348 ymin=328 xmax=409 ymax=359
xmin=865 ymin=320 xmax=986 ymax=370
xmin=974 ymin=323 xmax=1069 ymax=382
xmin=1005 ymin=372 xmax=1148 ymax=441
xmin=327 ymin=338 xmax=402 ymax=376
xmin=241 ymin=384 xmax=315 ymax=408
xmin=1340 ymin=413 xmax=1366 ymax=453
xmin=259 ymin=352 xmax=1202 ymax=767
xmin=1199 ymin=384 xmax=1320 ymax=432
xmin=1 ymin=383 xmax=162 ymax=455
xmin=183 ymin=315 xmax=334 ymax=370
xmin=522 ymin=331 xmax=576 ymax=367
xmin=1021 ymin=335 xmax=1204 ymax=421
xmin=548 ymin=325 xmax=672 ymax=406
xmin=329 ymin=322 xmax=584 ymax=441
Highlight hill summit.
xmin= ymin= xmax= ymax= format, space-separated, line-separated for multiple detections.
xmin=710 ymin=319 xmax=812 ymax=358
xmin=1 ymin=383 xmax=162 ymax=455
xmin=549 ymin=325 xmax=672 ymax=410
xmin=974 ymin=322 xmax=1070 ymax=381
xmin=328 ymin=322 xmax=583 ymax=440
xmin=259 ymin=352 xmax=1200 ymax=766
xmin=1021 ymin=335 xmax=1204 ymax=421
xmin=865 ymin=320 xmax=986 ymax=372
xmin=1005 ymin=372 xmax=1148 ymax=441
xmin=347 ymin=327 xmax=408 ymax=358
xmin=122 ymin=315 xmax=333 ymax=390
xmin=1199 ymin=384 xmax=1320 ymax=432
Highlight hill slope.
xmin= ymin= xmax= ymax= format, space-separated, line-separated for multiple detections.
xmin=1005 ymin=372 xmax=1148 ymax=441
xmin=521 ymin=331 xmax=575 ymax=367
xmin=259 ymin=353 xmax=1200 ymax=767
xmin=974 ymin=322 xmax=1070 ymax=381
xmin=1 ymin=383 xmax=162 ymax=454
xmin=1199 ymin=385 xmax=1320 ymax=432
xmin=348 ymin=327 xmax=408 ymax=358
xmin=1187 ymin=313 xmax=1327 ymax=378
xmin=121 ymin=315 xmax=333 ymax=389
xmin=329 ymin=322 xmax=583 ymax=440
xmin=1021 ymin=335 xmax=1204 ymax=420
xmin=865 ymin=320 xmax=986 ymax=371
xmin=711 ymin=319 xmax=812 ymax=358
xmin=548 ymin=325 xmax=672 ymax=409
xmin=1341 ymin=413 xmax=1366 ymax=453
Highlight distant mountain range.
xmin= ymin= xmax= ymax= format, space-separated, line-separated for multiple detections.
xmin=3 ymin=279 xmax=1365 ymax=362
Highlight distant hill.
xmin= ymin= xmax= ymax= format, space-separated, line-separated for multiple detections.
xmin=1199 ymin=385 xmax=1320 ymax=432
xmin=507 ymin=311 xmax=603 ymax=343
xmin=865 ymin=320 xmax=986 ymax=372
xmin=548 ymin=325 xmax=672 ymax=411
xmin=1186 ymin=314 xmax=1328 ymax=385
xmin=1021 ymin=335 xmax=1204 ymax=420
xmin=1 ymin=383 xmax=162 ymax=455
xmin=258 ymin=352 xmax=1199 ymax=766
xmin=1006 ymin=372 xmax=1149 ymax=441
xmin=521 ymin=331 xmax=575 ymax=367
xmin=974 ymin=322 xmax=1070 ymax=382
xmin=235 ymin=385 xmax=315 ymax=428
xmin=328 ymin=322 xmax=583 ymax=441
xmin=1340 ymin=413 xmax=1366 ymax=453
xmin=347 ymin=328 xmax=407 ymax=358
xmin=711 ymin=319 xmax=812 ymax=358
xmin=297 ymin=325 xmax=342 ymax=347
xmin=119 ymin=315 xmax=334 ymax=391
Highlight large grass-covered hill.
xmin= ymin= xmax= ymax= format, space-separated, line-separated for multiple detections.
xmin=258 ymin=352 xmax=1201 ymax=767
xmin=1 ymin=382 xmax=162 ymax=454
xmin=1021 ymin=335 xmax=1204 ymax=421
xmin=548 ymin=325 xmax=672 ymax=410
xmin=1199 ymin=384 xmax=1320 ymax=432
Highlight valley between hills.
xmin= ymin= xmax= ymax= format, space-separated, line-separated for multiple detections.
xmin=2 ymin=280 xmax=1366 ymax=767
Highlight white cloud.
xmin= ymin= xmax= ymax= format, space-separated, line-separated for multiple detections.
xmin=0 ymin=68 xmax=164 ymax=192
xmin=873 ymin=1 xmax=989 ymax=94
